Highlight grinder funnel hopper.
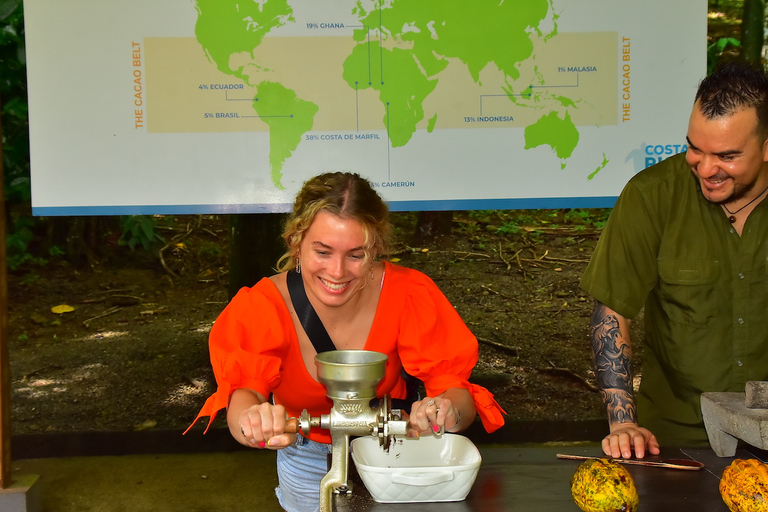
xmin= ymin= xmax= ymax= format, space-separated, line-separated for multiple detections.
xmin=315 ymin=350 xmax=387 ymax=401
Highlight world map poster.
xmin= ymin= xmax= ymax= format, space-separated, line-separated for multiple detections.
xmin=23 ymin=0 xmax=706 ymax=215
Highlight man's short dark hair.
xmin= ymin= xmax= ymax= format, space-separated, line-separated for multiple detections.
xmin=695 ymin=61 xmax=768 ymax=136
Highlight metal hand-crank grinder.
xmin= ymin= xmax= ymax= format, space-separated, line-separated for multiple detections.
xmin=284 ymin=350 xmax=409 ymax=512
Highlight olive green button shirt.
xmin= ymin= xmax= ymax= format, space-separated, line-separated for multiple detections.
xmin=581 ymin=153 xmax=768 ymax=446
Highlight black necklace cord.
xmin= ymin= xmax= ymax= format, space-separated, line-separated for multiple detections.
xmin=722 ymin=182 xmax=768 ymax=223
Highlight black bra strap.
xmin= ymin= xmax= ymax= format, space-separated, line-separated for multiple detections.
xmin=286 ymin=269 xmax=423 ymax=408
xmin=286 ymin=270 xmax=337 ymax=354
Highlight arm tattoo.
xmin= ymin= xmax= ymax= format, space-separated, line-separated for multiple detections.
xmin=590 ymin=301 xmax=636 ymax=424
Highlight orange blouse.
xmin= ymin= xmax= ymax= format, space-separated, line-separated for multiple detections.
xmin=189 ymin=261 xmax=505 ymax=443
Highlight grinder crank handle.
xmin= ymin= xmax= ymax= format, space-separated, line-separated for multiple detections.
xmin=283 ymin=409 xmax=317 ymax=436
xmin=284 ymin=418 xmax=299 ymax=433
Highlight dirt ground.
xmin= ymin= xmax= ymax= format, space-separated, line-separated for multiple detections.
xmin=6 ymin=211 xmax=644 ymax=436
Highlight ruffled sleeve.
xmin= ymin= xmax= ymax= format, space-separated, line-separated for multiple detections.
xmin=391 ymin=267 xmax=506 ymax=432
xmin=186 ymin=279 xmax=292 ymax=433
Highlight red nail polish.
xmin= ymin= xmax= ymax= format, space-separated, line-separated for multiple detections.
xmin=433 ymin=425 xmax=439 ymax=432
xmin=258 ymin=441 xmax=266 ymax=448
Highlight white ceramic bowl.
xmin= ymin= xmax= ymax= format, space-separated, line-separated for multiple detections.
xmin=350 ymin=434 xmax=481 ymax=503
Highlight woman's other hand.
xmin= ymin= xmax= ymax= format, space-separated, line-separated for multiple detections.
xmin=406 ymin=396 xmax=461 ymax=437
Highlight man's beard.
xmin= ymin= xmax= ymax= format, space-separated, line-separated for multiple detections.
xmin=707 ymin=174 xmax=758 ymax=205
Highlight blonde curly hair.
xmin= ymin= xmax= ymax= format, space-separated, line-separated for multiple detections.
xmin=276 ymin=172 xmax=392 ymax=272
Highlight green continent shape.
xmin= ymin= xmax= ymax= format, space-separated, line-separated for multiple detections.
xmin=524 ymin=111 xmax=580 ymax=164
xmin=554 ymin=95 xmax=578 ymax=108
xmin=253 ymin=82 xmax=318 ymax=189
xmin=343 ymin=43 xmax=438 ymax=148
xmin=588 ymin=153 xmax=610 ymax=180
xmin=352 ymin=0 xmax=551 ymax=83
xmin=194 ymin=0 xmax=293 ymax=78
xmin=426 ymin=114 xmax=438 ymax=133
xmin=346 ymin=0 xmax=553 ymax=148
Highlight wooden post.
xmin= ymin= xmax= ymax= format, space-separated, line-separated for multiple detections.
xmin=0 ymin=95 xmax=12 ymax=489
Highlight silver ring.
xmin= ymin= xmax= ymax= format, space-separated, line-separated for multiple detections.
xmin=240 ymin=425 xmax=246 ymax=437
xmin=427 ymin=399 xmax=435 ymax=406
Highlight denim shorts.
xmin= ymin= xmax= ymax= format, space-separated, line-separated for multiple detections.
xmin=275 ymin=435 xmax=332 ymax=512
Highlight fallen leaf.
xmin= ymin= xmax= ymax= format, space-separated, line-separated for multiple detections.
xmin=30 ymin=313 xmax=47 ymax=324
xmin=133 ymin=419 xmax=157 ymax=431
xmin=389 ymin=257 xmax=401 ymax=263
xmin=51 ymin=305 xmax=75 ymax=314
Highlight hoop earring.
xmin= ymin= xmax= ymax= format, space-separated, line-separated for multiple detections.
xmin=295 ymin=257 xmax=301 ymax=274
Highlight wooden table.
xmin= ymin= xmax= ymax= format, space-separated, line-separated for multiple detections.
xmin=334 ymin=444 xmax=767 ymax=511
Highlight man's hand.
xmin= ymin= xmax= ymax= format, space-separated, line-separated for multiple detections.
xmin=590 ymin=302 xmax=659 ymax=459
xmin=603 ymin=422 xmax=660 ymax=459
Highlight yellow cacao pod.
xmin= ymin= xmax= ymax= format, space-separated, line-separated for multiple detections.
xmin=720 ymin=459 xmax=768 ymax=512
xmin=570 ymin=458 xmax=639 ymax=512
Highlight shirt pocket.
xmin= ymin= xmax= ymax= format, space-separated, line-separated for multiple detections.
xmin=657 ymin=259 xmax=719 ymax=327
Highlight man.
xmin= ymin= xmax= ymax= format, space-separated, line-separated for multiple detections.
xmin=581 ymin=61 xmax=768 ymax=459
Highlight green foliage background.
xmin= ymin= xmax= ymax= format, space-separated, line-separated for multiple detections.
xmin=1 ymin=0 xmax=27 ymax=207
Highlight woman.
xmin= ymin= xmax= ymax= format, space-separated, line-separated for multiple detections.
xmin=189 ymin=172 xmax=505 ymax=511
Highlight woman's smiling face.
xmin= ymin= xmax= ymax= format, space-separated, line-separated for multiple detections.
xmin=298 ymin=210 xmax=372 ymax=309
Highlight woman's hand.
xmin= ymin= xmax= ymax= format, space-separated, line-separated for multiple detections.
xmin=227 ymin=389 xmax=296 ymax=449
xmin=407 ymin=396 xmax=461 ymax=437
xmin=237 ymin=402 xmax=297 ymax=449
xmin=603 ymin=422 xmax=660 ymax=459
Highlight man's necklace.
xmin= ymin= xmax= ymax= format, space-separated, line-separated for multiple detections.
xmin=723 ymin=183 xmax=768 ymax=223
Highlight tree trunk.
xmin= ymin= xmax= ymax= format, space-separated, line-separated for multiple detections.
xmin=227 ymin=213 xmax=286 ymax=299
xmin=764 ymin=0 xmax=768 ymax=63
xmin=47 ymin=216 xmax=120 ymax=266
xmin=0 ymin=93 xmax=12 ymax=488
xmin=742 ymin=0 xmax=766 ymax=66
xmin=413 ymin=210 xmax=454 ymax=245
